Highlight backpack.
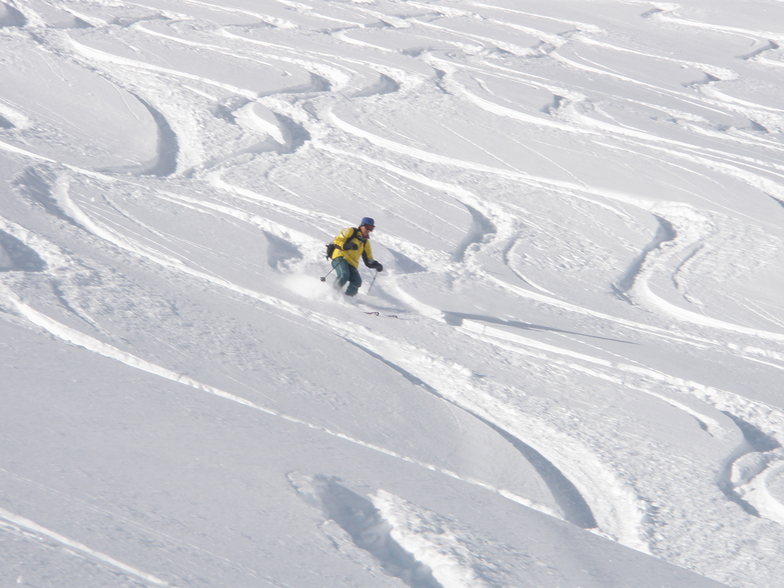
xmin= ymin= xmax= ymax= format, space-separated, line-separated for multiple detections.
xmin=325 ymin=228 xmax=358 ymax=260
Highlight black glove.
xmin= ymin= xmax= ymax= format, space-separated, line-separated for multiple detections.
xmin=372 ymin=261 xmax=383 ymax=272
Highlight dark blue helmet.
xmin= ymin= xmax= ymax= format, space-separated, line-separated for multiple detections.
xmin=359 ymin=217 xmax=375 ymax=227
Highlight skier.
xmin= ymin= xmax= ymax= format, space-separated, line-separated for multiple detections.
xmin=329 ymin=217 xmax=383 ymax=296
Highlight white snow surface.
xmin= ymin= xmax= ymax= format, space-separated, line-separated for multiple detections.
xmin=1 ymin=0 xmax=783 ymax=586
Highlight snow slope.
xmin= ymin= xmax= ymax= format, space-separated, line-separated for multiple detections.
xmin=1 ymin=0 xmax=783 ymax=586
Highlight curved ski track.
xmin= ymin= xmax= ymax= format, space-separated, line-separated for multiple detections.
xmin=2 ymin=1 xmax=784 ymax=586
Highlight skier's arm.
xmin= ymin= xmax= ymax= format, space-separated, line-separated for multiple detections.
xmin=362 ymin=242 xmax=383 ymax=271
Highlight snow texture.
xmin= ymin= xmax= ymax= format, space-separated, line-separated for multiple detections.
xmin=1 ymin=0 xmax=783 ymax=586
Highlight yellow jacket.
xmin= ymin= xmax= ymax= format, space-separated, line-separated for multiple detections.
xmin=331 ymin=227 xmax=375 ymax=268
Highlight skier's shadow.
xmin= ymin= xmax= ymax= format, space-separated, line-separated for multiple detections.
xmin=443 ymin=312 xmax=636 ymax=344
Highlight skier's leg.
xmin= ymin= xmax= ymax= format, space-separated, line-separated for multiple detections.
xmin=332 ymin=258 xmax=351 ymax=291
xmin=345 ymin=266 xmax=363 ymax=296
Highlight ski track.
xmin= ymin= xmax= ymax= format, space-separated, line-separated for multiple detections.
xmin=3 ymin=1 xmax=784 ymax=585
xmin=0 ymin=222 xmax=653 ymax=557
xmin=328 ymin=114 xmax=784 ymax=345
xmin=1 ymin=104 xmax=778 ymax=553
xmin=290 ymin=475 xmax=443 ymax=588
xmin=319 ymin=136 xmax=784 ymax=362
xmin=0 ymin=280 xmax=566 ymax=527
xmin=1 ymin=12 xmax=755 ymax=363
xmin=0 ymin=465 xmax=267 ymax=583
xmin=0 ymin=506 xmax=174 ymax=587
xmin=2 ymin=177 xmax=640 ymax=547
xmin=345 ymin=337 xmax=597 ymax=530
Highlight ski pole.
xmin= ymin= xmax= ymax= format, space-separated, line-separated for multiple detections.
xmin=367 ymin=272 xmax=378 ymax=294
xmin=319 ymin=266 xmax=335 ymax=282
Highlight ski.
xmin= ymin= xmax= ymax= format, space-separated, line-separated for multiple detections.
xmin=362 ymin=310 xmax=400 ymax=318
